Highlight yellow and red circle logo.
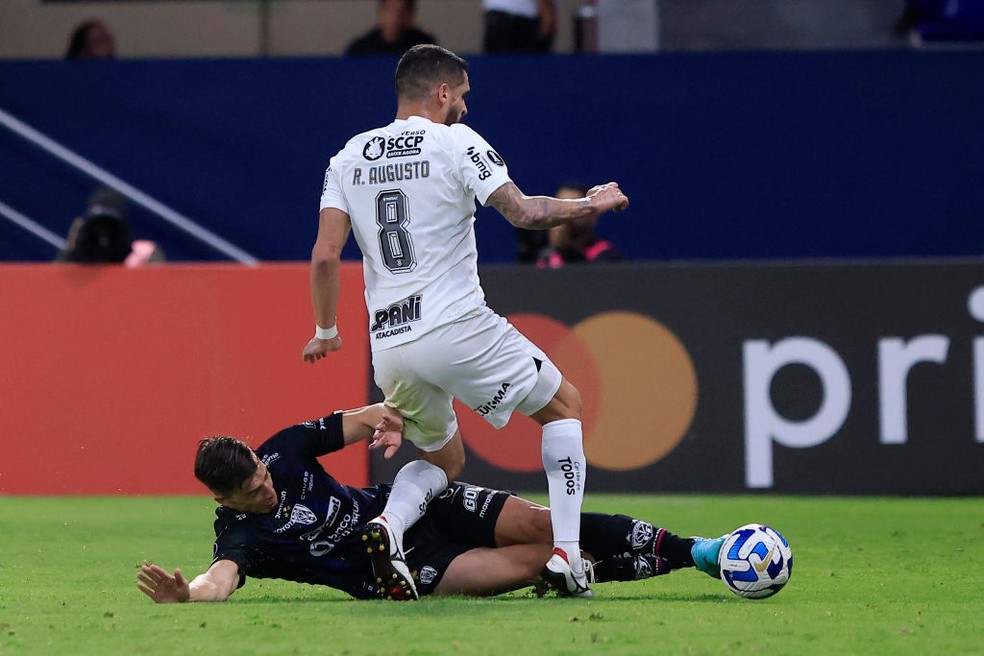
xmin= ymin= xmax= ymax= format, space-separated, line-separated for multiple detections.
xmin=455 ymin=311 xmax=698 ymax=472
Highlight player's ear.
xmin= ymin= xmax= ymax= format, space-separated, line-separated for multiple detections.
xmin=436 ymin=82 xmax=450 ymax=104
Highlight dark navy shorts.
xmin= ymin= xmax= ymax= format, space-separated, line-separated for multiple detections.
xmin=404 ymin=481 xmax=512 ymax=595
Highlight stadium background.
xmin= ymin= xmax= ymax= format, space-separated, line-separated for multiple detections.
xmin=1 ymin=0 xmax=982 ymax=496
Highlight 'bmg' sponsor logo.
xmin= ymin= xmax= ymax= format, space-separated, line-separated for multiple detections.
xmin=466 ymin=146 xmax=492 ymax=180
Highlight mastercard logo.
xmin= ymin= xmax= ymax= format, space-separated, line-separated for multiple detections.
xmin=455 ymin=311 xmax=698 ymax=472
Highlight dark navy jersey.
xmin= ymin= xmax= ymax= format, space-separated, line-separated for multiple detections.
xmin=211 ymin=413 xmax=390 ymax=599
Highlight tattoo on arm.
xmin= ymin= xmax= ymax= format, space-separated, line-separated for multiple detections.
xmin=488 ymin=182 xmax=591 ymax=230
xmin=487 ymin=182 xmax=528 ymax=227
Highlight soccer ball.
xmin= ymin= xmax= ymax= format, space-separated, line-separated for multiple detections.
xmin=719 ymin=524 xmax=793 ymax=599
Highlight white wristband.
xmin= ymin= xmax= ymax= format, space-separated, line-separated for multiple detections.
xmin=314 ymin=324 xmax=338 ymax=340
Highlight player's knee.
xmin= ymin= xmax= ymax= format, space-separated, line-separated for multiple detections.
xmin=443 ymin=453 xmax=464 ymax=481
xmin=550 ymin=378 xmax=582 ymax=420
xmin=532 ymin=380 xmax=582 ymax=424
xmin=429 ymin=458 xmax=463 ymax=483
xmin=515 ymin=505 xmax=554 ymax=544
xmin=562 ymin=382 xmax=583 ymax=419
xmin=529 ymin=507 xmax=554 ymax=542
xmin=424 ymin=431 xmax=466 ymax=481
xmin=431 ymin=447 xmax=465 ymax=481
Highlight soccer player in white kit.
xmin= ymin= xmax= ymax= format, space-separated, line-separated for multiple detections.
xmin=302 ymin=44 xmax=628 ymax=599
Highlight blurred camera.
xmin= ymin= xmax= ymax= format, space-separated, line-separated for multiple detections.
xmin=68 ymin=189 xmax=134 ymax=263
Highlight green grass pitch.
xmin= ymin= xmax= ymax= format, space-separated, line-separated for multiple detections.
xmin=0 ymin=494 xmax=981 ymax=655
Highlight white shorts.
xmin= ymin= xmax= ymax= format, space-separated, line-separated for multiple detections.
xmin=372 ymin=307 xmax=563 ymax=451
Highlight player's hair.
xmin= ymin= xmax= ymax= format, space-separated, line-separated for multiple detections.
xmin=395 ymin=44 xmax=467 ymax=102
xmin=194 ymin=436 xmax=258 ymax=496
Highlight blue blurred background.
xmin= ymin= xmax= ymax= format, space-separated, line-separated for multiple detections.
xmin=2 ymin=51 xmax=981 ymax=263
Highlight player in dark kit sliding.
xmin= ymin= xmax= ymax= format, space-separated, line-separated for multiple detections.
xmin=137 ymin=404 xmax=726 ymax=603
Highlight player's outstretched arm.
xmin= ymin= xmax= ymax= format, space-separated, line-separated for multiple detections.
xmin=486 ymin=181 xmax=628 ymax=231
xmin=137 ymin=560 xmax=240 ymax=603
xmin=303 ymin=207 xmax=351 ymax=363
xmin=339 ymin=403 xmax=405 ymax=459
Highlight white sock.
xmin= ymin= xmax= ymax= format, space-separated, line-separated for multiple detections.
xmin=541 ymin=418 xmax=586 ymax=573
xmin=381 ymin=459 xmax=448 ymax=538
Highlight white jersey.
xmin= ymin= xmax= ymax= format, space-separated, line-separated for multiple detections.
xmin=320 ymin=115 xmax=512 ymax=351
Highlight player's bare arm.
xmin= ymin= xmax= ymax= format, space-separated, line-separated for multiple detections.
xmin=486 ymin=181 xmax=628 ymax=231
xmin=137 ymin=560 xmax=240 ymax=603
xmin=303 ymin=207 xmax=352 ymax=363
xmin=340 ymin=403 xmax=405 ymax=458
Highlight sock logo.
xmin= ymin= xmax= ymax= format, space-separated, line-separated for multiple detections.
xmin=634 ymin=555 xmax=654 ymax=580
xmin=557 ymin=456 xmax=582 ymax=496
xmin=419 ymin=565 xmax=439 ymax=586
xmin=417 ymin=488 xmax=434 ymax=515
xmin=629 ymin=521 xmax=654 ymax=550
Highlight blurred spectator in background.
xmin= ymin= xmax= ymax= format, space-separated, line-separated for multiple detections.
xmin=56 ymin=187 xmax=164 ymax=266
xmin=536 ymin=181 xmax=623 ymax=268
xmin=516 ymin=224 xmax=547 ymax=263
xmin=482 ymin=0 xmax=555 ymax=53
xmin=65 ymin=20 xmax=116 ymax=60
xmin=346 ymin=0 xmax=437 ymax=56
xmin=894 ymin=0 xmax=984 ymax=44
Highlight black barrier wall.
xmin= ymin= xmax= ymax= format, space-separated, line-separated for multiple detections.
xmin=371 ymin=261 xmax=984 ymax=494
